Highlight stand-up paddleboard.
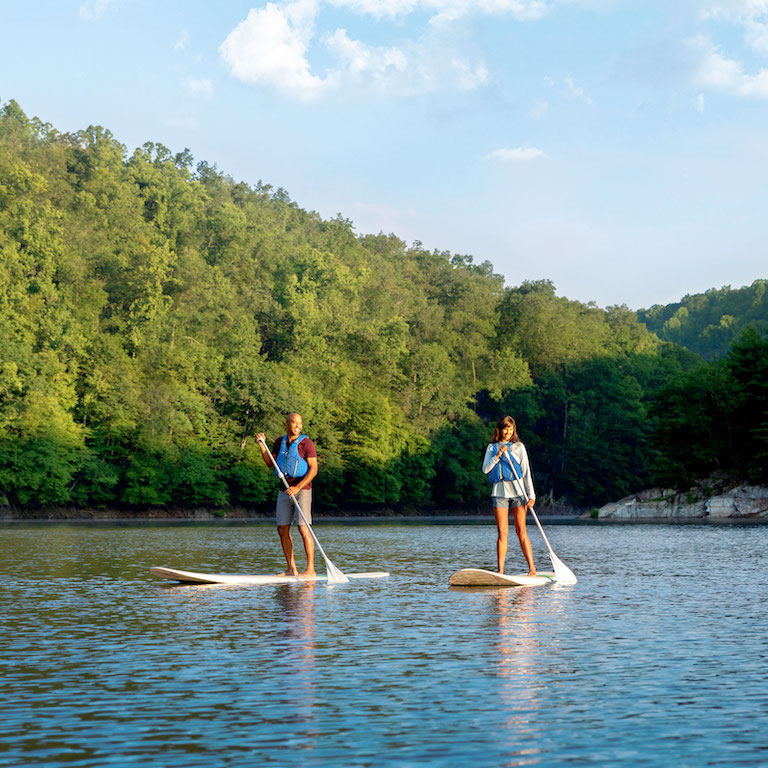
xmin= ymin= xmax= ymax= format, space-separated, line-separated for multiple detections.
xmin=449 ymin=568 xmax=555 ymax=587
xmin=150 ymin=566 xmax=389 ymax=585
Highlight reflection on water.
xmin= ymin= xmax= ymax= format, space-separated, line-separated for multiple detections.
xmin=493 ymin=589 xmax=541 ymax=738
xmin=490 ymin=587 xmax=543 ymax=767
xmin=275 ymin=582 xmax=317 ymax=737
xmin=1 ymin=522 xmax=767 ymax=767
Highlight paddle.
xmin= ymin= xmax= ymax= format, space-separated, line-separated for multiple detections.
xmin=258 ymin=436 xmax=349 ymax=584
xmin=502 ymin=449 xmax=578 ymax=585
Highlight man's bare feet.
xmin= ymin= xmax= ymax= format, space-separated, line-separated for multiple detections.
xmin=298 ymin=569 xmax=316 ymax=579
xmin=277 ymin=568 xmax=299 ymax=577
xmin=528 ymin=569 xmax=537 ymax=577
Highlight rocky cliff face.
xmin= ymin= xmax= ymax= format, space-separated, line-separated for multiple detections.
xmin=591 ymin=483 xmax=768 ymax=520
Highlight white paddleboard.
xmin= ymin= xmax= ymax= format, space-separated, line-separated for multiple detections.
xmin=449 ymin=568 xmax=555 ymax=587
xmin=150 ymin=566 xmax=389 ymax=585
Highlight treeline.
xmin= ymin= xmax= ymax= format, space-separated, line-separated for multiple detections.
xmin=638 ymin=280 xmax=768 ymax=360
xmin=0 ymin=100 xmax=765 ymax=511
xmin=650 ymin=327 xmax=768 ymax=487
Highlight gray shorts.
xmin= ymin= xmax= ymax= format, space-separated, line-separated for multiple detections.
xmin=276 ymin=488 xmax=313 ymax=526
xmin=492 ymin=496 xmax=526 ymax=510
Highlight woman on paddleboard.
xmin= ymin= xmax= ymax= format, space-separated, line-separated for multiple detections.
xmin=482 ymin=415 xmax=537 ymax=576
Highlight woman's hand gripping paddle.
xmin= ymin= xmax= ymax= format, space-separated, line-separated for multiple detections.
xmin=258 ymin=436 xmax=349 ymax=584
xmin=502 ymin=450 xmax=577 ymax=585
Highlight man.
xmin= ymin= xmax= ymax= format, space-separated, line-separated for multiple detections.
xmin=256 ymin=413 xmax=318 ymax=577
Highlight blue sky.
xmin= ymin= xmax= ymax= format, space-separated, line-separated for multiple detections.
xmin=2 ymin=0 xmax=768 ymax=309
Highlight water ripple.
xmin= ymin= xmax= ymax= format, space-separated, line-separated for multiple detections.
xmin=1 ymin=522 xmax=767 ymax=767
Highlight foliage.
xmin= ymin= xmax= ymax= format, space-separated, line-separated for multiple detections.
xmin=638 ymin=280 xmax=768 ymax=360
xmin=1 ymin=100 xmax=764 ymax=510
xmin=650 ymin=326 xmax=768 ymax=487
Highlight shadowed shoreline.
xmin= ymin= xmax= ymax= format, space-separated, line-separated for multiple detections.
xmin=0 ymin=499 xmax=584 ymax=522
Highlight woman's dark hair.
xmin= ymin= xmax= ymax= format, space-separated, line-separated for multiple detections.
xmin=491 ymin=415 xmax=520 ymax=444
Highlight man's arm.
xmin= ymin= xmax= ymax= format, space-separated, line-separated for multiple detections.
xmin=255 ymin=433 xmax=278 ymax=469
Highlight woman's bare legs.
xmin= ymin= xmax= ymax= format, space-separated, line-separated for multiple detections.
xmin=511 ymin=505 xmax=536 ymax=576
xmin=494 ymin=506 xmax=509 ymax=573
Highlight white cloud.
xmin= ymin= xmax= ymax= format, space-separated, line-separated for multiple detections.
xmin=702 ymin=1 xmax=768 ymax=22
xmin=488 ymin=147 xmax=547 ymax=162
xmin=79 ymin=0 xmax=116 ymax=20
xmin=324 ymin=28 xmax=488 ymax=93
xmin=692 ymin=35 xmax=768 ymax=96
xmin=695 ymin=92 xmax=706 ymax=111
xmin=557 ymin=0 xmax=622 ymax=8
xmin=427 ymin=0 xmax=549 ymax=24
xmin=327 ymin=0 xmax=418 ymax=16
xmin=219 ymin=0 xmax=547 ymax=100
xmin=702 ymin=1 xmax=768 ymax=54
xmin=325 ymin=29 xmax=408 ymax=82
xmin=183 ymin=78 xmax=214 ymax=96
xmin=175 ymin=30 xmax=190 ymax=51
xmin=326 ymin=0 xmax=549 ymax=21
xmin=451 ymin=58 xmax=490 ymax=89
xmin=745 ymin=19 xmax=768 ymax=53
xmin=219 ymin=1 xmax=336 ymax=102
xmin=565 ymin=75 xmax=591 ymax=103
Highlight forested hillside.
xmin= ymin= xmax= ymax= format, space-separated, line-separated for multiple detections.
xmin=1 ymin=100 xmax=766 ymax=511
xmin=638 ymin=281 xmax=768 ymax=359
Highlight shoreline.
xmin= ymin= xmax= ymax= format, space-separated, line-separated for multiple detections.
xmin=0 ymin=499 xmax=585 ymax=523
xmin=4 ymin=487 xmax=767 ymax=524
xmin=2 ymin=508 xmax=767 ymax=525
xmin=593 ymin=480 xmax=768 ymax=522
xmin=0 ymin=497 xmax=583 ymax=522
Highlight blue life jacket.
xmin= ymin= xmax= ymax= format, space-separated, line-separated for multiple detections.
xmin=487 ymin=443 xmax=523 ymax=483
xmin=276 ymin=434 xmax=309 ymax=479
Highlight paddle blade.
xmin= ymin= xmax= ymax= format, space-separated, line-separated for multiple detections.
xmin=325 ymin=561 xmax=349 ymax=584
xmin=550 ymin=553 xmax=577 ymax=585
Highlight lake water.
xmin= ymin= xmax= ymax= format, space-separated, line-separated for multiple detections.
xmin=2 ymin=520 xmax=767 ymax=767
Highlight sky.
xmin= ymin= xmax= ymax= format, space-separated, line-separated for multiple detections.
xmin=2 ymin=0 xmax=768 ymax=309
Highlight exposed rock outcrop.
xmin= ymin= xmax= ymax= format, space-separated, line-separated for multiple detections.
xmin=591 ymin=482 xmax=768 ymax=520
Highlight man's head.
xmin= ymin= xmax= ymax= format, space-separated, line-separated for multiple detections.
xmin=285 ymin=412 xmax=303 ymax=438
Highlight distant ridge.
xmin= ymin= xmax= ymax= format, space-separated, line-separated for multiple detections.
xmin=637 ymin=279 xmax=768 ymax=359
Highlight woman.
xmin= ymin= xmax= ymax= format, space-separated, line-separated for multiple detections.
xmin=482 ymin=415 xmax=536 ymax=575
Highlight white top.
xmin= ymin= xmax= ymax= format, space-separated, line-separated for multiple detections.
xmin=482 ymin=441 xmax=536 ymax=502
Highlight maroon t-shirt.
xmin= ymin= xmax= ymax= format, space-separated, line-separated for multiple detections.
xmin=271 ymin=435 xmax=317 ymax=489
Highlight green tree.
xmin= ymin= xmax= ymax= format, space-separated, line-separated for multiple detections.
xmin=650 ymin=363 xmax=735 ymax=487
xmin=728 ymin=326 xmax=768 ymax=481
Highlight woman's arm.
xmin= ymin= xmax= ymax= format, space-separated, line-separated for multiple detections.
xmin=482 ymin=443 xmax=501 ymax=474
xmin=518 ymin=443 xmax=536 ymax=504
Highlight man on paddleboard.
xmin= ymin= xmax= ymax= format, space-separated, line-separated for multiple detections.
xmin=256 ymin=413 xmax=318 ymax=578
